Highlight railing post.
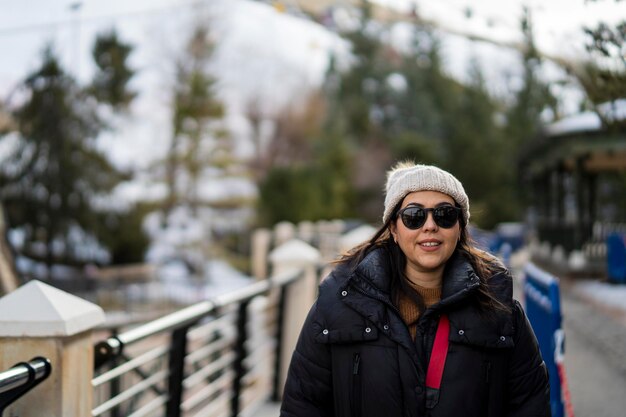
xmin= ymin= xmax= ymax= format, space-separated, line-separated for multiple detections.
xmin=109 ymin=352 xmax=122 ymax=417
xmin=166 ymin=326 xmax=191 ymax=417
xmin=272 ymin=285 xmax=288 ymax=401
xmin=0 ymin=280 xmax=105 ymax=417
xmin=231 ymin=300 xmax=250 ymax=417
xmin=269 ymin=239 xmax=321 ymax=399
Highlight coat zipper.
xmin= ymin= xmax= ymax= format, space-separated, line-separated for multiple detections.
xmin=353 ymin=353 xmax=361 ymax=374
xmin=352 ymin=353 xmax=362 ymax=417
xmin=482 ymin=360 xmax=492 ymax=415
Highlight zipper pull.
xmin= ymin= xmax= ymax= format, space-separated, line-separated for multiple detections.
xmin=353 ymin=353 xmax=361 ymax=375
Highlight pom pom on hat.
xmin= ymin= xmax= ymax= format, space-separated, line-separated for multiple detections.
xmin=383 ymin=162 xmax=470 ymax=224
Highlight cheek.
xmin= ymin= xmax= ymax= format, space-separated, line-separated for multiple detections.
xmin=441 ymin=228 xmax=461 ymax=248
xmin=449 ymin=230 xmax=462 ymax=249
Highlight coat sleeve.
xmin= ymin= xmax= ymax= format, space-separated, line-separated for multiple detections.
xmin=280 ymin=300 xmax=333 ymax=417
xmin=506 ymin=300 xmax=551 ymax=417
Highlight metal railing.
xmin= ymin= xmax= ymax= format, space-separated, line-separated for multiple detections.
xmin=92 ymin=269 xmax=303 ymax=417
xmin=537 ymin=220 xmax=593 ymax=253
xmin=0 ymin=357 xmax=52 ymax=416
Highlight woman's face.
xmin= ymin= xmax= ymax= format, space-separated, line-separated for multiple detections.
xmin=390 ymin=190 xmax=461 ymax=282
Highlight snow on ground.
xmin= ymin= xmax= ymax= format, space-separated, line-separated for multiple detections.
xmin=573 ymin=280 xmax=626 ymax=314
xmin=512 ymin=248 xmax=626 ymax=316
xmin=134 ymin=204 xmax=254 ymax=305
xmin=126 ymin=258 xmax=252 ymax=306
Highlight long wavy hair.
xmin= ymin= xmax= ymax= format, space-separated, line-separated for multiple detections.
xmin=338 ymin=200 xmax=510 ymax=314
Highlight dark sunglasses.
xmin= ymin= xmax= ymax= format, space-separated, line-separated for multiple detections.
xmin=396 ymin=205 xmax=461 ymax=230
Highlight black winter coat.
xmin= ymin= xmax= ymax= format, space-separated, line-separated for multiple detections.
xmin=280 ymin=247 xmax=551 ymax=417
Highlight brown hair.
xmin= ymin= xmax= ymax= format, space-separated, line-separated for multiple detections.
xmin=338 ymin=200 xmax=510 ymax=314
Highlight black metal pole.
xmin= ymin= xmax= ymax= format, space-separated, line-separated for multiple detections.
xmin=272 ymin=286 xmax=288 ymax=401
xmin=231 ymin=300 xmax=250 ymax=417
xmin=166 ymin=326 xmax=190 ymax=417
xmin=110 ymin=354 xmax=121 ymax=417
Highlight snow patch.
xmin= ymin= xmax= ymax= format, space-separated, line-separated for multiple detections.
xmin=574 ymin=280 xmax=626 ymax=314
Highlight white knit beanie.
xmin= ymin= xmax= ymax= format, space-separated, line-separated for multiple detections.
xmin=383 ymin=162 xmax=470 ymax=224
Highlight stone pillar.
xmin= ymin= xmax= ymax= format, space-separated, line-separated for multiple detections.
xmin=251 ymin=228 xmax=272 ymax=280
xmin=269 ymin=239 xmax=321 ymax=398
xmin=0 ymin=280 xmax=105 ymax=417
xmin=316 ymin=220 xmax=345 ymax=263
xmin=339 ymin=224 xmax=376 ymax=254
xmin=273 ymin=221 xmax=296 ymax=246
xmin=325 ymin=224 xmax=376 ymax=282
xmin=296 ymin=221 xmax=315 ymax=244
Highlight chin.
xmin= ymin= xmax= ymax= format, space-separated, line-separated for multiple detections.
xmin=414 ymin=259 xmax=446 ymax=272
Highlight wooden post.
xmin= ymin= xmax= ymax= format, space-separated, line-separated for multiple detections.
xmin=269 ymin=239 xmax=321 ymax=399
xmin=0 ymin=280 xmax=105 ymax=417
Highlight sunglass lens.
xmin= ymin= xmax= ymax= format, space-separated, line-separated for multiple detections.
xmin=401 ymin=207 xmax=426 ymax=229
xmin=433 ymin=206 xmax=459 ymax=228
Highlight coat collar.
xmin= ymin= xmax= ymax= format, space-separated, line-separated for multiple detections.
xmin=348 ymin=245 xmax=480 ymax=307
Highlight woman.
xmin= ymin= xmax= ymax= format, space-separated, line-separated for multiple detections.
xmin=280 ymin=162 xmax=550 ymax=417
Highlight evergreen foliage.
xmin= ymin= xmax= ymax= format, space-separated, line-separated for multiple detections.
xmin=258 ymin=134 xmax=354 ymax=225
xmin=90 ymin=30 xmax=136 ymax=108
xmin=446 ymin=61 xmax=517 ymax=228
xmin=0 ymin=46 xmax=130 ymax=268
xmin=0 ymin=33 xmax=144 ymax=269
xmin=505 ymin=8 xmax=558 ymax=214
xmin=97 ymin=203 xmax=152 ymax=265
xmin=257 ymin=4 xmax=561 ymax=230
xmin=577 ymin=20 xmax=626 ymax=128
xmin=505 ymin=8 xmax=558 ymax=148
xmin=166 ymin=24 xmax=229 ymax=217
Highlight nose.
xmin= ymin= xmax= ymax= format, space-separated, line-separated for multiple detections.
xmin=422 ymin=210 xmax=438 ymax=231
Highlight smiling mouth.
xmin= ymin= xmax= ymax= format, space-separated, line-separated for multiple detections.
xmin=420 ymin=242 xmax=441 ymax=247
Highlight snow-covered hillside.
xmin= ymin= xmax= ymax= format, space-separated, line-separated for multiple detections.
xmin=3 ymin=0 xmax=617 ymax=177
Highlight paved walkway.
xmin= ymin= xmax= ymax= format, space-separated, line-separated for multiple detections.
xmin=559 ymin=281 xmax=626 ymax=417
xmin=511 ymin=252 xmax=626 ymax=417
xmin=256 ymin=401 xmax=280 ymax=417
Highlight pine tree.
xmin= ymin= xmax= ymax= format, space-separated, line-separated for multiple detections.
xmin=165 ymin=24 xmax=227 ymax=217
xmin=447 ymin=61 xmax=517 ymax=227
xmin=0 ymin=46 xmax=129 ymax=270
xmin=391 ymin=27 xmax=460 ymax=164
xmin=576 ymin=20 xmax=626 ymax=129
xmin=505 ymin=7 xmax=558 ymax=148
xmin=89 ymin=29 xmax=136 ymax=108
xmin=502 ymin=7 xmax=559 ymax=221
